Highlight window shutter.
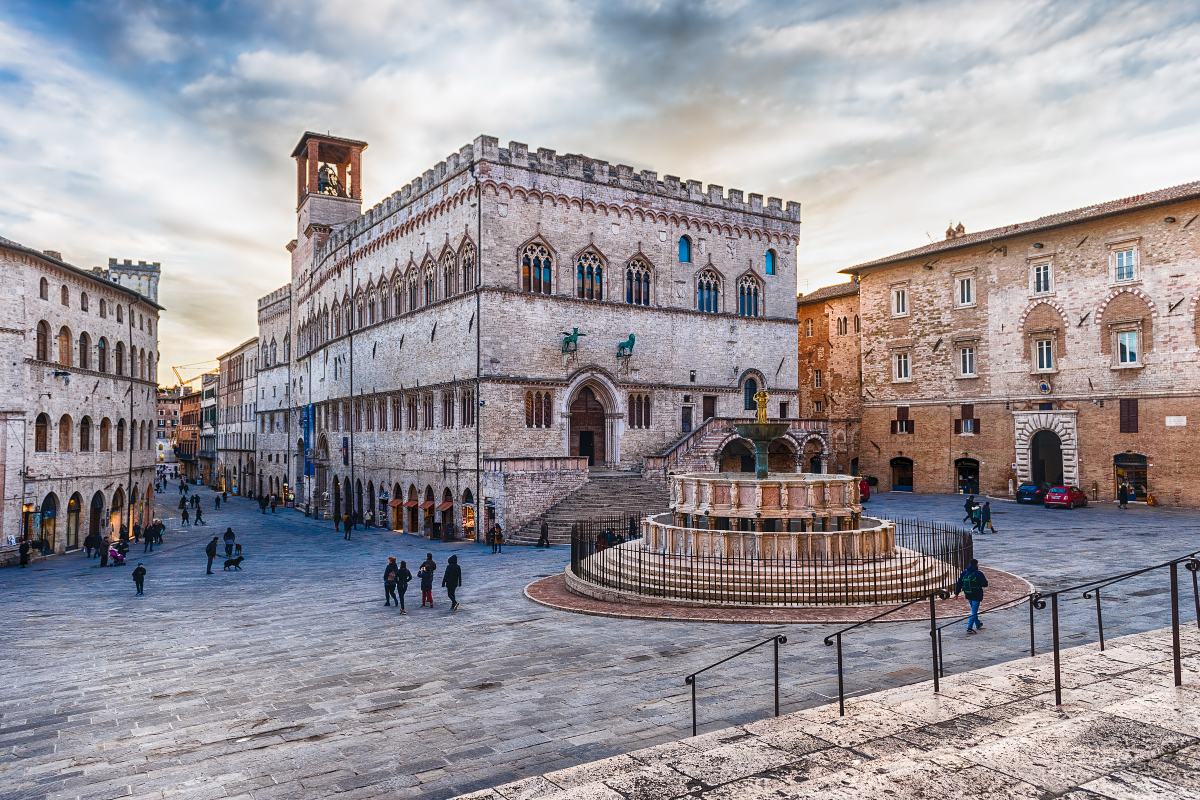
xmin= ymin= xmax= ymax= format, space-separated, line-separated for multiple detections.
xmin=961 ymin=404 xmax=974 ymax=420
xmin=1119 ymin=399 xmax=1138 ymax=433
xmin=890 ymin=420 xmax=898 ymax=434
xmin=973 ymin=418 xmax=981 ymax=436
xmin=954 ymin=419 xmax=962 ymax=434
xmin=897 ymin=406 xmax=910 ymax=421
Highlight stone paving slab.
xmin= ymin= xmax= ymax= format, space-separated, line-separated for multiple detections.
xmin=2 ymin=490 xmax=1199 ymax=799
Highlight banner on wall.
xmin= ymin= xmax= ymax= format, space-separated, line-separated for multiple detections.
xmin=302 ymin=403 xmax=315 ymax=477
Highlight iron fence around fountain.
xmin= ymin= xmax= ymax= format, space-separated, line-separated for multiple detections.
xmin=569 ymin=517 xmax=974 ymax=607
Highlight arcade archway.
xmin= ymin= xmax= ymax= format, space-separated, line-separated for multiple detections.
xmin=1031 ymin=430 xmax=1064 ymax=486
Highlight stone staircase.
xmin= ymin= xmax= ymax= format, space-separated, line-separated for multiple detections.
xmin=456 ymin=624 xmax=1200 ymax=799
xmin=508 ymin=470 xmax=670 ymax=546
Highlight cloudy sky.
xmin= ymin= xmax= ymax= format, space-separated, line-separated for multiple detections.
xmin=2 ymin=0 xmax=1199 ymax=382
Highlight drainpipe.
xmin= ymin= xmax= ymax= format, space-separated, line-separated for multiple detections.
xmin=473 ymin=162 xmax=483 ymax=540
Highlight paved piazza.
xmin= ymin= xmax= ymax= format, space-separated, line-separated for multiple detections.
xmin=3 ymin=490 xmax=1198 ymax=799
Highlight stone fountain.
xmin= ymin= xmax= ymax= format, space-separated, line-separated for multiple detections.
xmin=565 ymin=390 xmax=965 ymax=607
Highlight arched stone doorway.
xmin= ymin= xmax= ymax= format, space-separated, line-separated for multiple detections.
xmin=40 ymin=493 xmax=58 ymax=553
xmin=800 ymin=436 xmax=826 ymax=474
xmin=769 ymin=439 xmax=796 ymax=473
xmin=955 ymin=458 xmax=980 ymax=494
xmin=390 ymin=482 xmax=403 ymax=529
xmin=461 ymin=488 xmax=476 ymax=540
xmin=367 ymin=481 xmax=376 ymax=524
xmin=440 ymin=488 xmax=455 ymax=537
xmin=569 ymin=386 xmax=607 ymax=467
xmin=890 ymin=457 xmax=914 ymax=492
xmin=88 ymin=491 xmax=104 ymax=538
xmin=407 ymin=484 xmax=419 ymax=533
xmin=717 ymin=438 xmax=755 ymax=473
xmin=1014 ymin=410 xmax=1078 ymax=487
xmin=1114 ymin=452 xmax=1148 ymax=501
xmin=1031 ymin=430 xmax=1064 ymax=486
xmin=66 ymin=493 xmax=82 ymax=550
xmin=422 ymin=486 xmax=435 ymax=536
xmin=110 ymin=487 xmax=125 ymax=535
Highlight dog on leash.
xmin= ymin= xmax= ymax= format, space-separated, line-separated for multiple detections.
xmin=223 ymin=556 xmax=244 ymax=571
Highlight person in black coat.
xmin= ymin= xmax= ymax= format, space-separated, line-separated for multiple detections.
xmin=384 ymin=557 xmax=400 ymax=607
xmin=18 ymin=539 xmax=30 ymax=568
xmin=223 ymin=528 xmax=236 ymax=557
xmin=537 ymin=520 xmax=550 ymax=548
xmin=442 ymin=554 xmax=463 ymax=610
xmin=132 ymin=562 xmax=146 ymax=596
xmin=396 ymin=560 xmax=412 ymax=614
xmin=99 ymin=537 xmax=110 ymax=567
xmin=418 ymin=554 xmax=437 ymax=607
xmin=205 ymin=537 xmax=218 ymax=574
xmin=84 ymin=532 xmax=97 ymax=558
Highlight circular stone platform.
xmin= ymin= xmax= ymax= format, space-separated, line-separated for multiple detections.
xmin=525 ymin=566 xmax=1035 ymax=624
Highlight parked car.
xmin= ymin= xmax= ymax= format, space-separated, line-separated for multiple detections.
xmin=1044 ymin=485 xmax=1088 ymax=509
xmin=1016 ymin=482 xmax=1049 ymax=504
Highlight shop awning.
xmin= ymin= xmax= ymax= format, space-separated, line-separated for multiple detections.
xmin=403 ymin=500 xmax=418 ymax=508
xmin=388 ymin=499 xmax=404 ymax=508
xmin=436 ymin=500 xmax=453 ymax=511
xmin=419 ymin=500 xmax=434 ymax=510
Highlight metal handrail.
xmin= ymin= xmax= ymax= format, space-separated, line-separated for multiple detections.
xmin=1078 ymin=552 xmax=1200 ymax=653
xmin=684 ymin=634 xmax=787 ymax=737
xmin=822 ymin=590 xmax=950 ymax=716
xmin=934 ymin=592 xmax=1038 ymax=677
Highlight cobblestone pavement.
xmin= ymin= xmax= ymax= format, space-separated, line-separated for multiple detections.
xmin=1 ymin=488 xmax=1198 ymax=799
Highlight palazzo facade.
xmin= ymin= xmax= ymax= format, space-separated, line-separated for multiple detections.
xmin=271 ymin=132 xmax=802 ymax=536
xmin=0 ymin=236 xmax=160 ymax=563
xmin=841 ymin=180 xmax=1200 ymax=505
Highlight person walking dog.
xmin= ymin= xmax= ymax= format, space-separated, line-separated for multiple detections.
xmin=954 ymin=559 xmax=989 ymax=635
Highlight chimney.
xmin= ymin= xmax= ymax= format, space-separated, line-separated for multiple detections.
xmin=43 ymin=250 xmax=62 ymax=260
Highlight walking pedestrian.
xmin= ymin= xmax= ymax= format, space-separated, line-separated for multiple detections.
xmin=418 ymin=553 xmax=437 ymax=607
xmin=537 ymin=520 xmax=550 ymax=548
xmin=223 ymin=527 xmax=236 ymax=558
xmin=970 ymin=504 xmax=982 ymax=533
xmin=143 ymin=528 xmax=154 ymax=553
xmin=132 ymin=562 xmax=146 ymax=596
xmin=270 ymin=496 xmax=277 ymax=514
xmin=384 ymin=557 xmax=400 ymax=606
xmin=84 ymin=531 xmax=97 ymax=558
xmin=982 ymin=501 xmax=996 ymax=533
xmin=215 ymin=495 xmax=221 ymax=510
xmin=133 ymin=522 xmax=142 ymax=543
xmin=18 ymin=538 xmax=30 ymax=567
xmin=178 ymin=496 xmax=187 ymax=512
xmin=99 ymin=537 xmax=110 ymax=567
xmin=396 ymin=559 xmax=412 ymax=614
xmin=859 ymin=476 xmax=871 ymax=503
xmin=962 ymin=494 xmax=976 ymax=523
xmin=181 ymin=507 xmax=190 ymax=526
xmin=954 ymin=558 xmax=989 ymax=634
xmin=205 ymin=536 xmax=218 ymax=574
xmin=1118 ymin=482 xmax=1129 ymax=509
xmin=194 ymin=507 xmax=205 ymax=526
xmin=343 ymin=513 xmax=353 ymax=541
xmin=442 ymin=554 xmax=462 ymax=610
xmin=490 ymin=524 xmax=503 ymax=554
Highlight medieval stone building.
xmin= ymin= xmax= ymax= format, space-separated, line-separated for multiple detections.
xmin=840 ymin=180 xmax=1200 ymax=505
xmin=796 ymin=282 xmax=861 ymax=475
xmin=267 ymin=132 xmax=807 ymax=537
xmin=0 ymin=236 xmax=160 ymax=563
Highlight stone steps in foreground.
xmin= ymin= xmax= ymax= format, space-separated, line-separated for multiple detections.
xmin=455 ymin=624 xmax=1200 ymax=799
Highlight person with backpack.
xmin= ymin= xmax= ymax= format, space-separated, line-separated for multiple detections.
xmin=384 ymin=557 xmax=400 ymax=607
xmin=223 ymin=528 xmax=236 ymax=558
xmin=981 ymin=501 xmax=996 ymax=533
xmin=970 ymin=504 xmax=983 ymax=533
xmin=418 ymin=554 xmax=437 ymax=607
xmin=962 ymin=494 xmax=976 ymax=524
xmin=954 ymin=559 xmax=989 ymax=634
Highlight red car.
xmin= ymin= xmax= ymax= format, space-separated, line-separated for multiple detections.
xmin=1044 ymin=485 xmax=1088 ymax=509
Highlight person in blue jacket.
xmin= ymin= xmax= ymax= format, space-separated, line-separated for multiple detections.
xmin=954 ymin=559 xmax=989 ymax=634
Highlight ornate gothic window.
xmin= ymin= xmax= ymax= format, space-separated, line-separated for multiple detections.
xmin=737 ymin=276 xmax=762 ymax=318
xmin=625 ymin=258 xmax=651 ymax=306
xmin=408 ymin=274 xmax=418 ymax=312
xmin=423 ymin=261 xmax=436 ymax=306
xmin=628 ymin=393 xmax=652 ymax=429
xmin=442 ymin=253 xmax=456 ymax=298
xmin=521 ymin=242 xmax=553 ymax=294
xmin=460 ymin=242 xmax=476 ymax=291
xmin=576 ymin=251 xmax=604 ymax=301
xmin=524 ymin=390 xmax=553 ymax=428
xmin=356 ymin=293 xmax=365 ymax=328
xmin=696 ymin=270 xmax=720 ymax=314
xmin=391 ymin=281 xmax=402 ymax=317
xmin=342 ymin=295 xmax=352 ymax=331
xmin=367 ymin=291 xmax=377 ymax=325
xmin=332 ymin=301 xmax=341 ymax=337
xmin=379 ymin=286 xmax=390 ymax=319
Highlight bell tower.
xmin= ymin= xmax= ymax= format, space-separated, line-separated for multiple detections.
xmin=289 ymin=131 xmax=368 ymax=275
